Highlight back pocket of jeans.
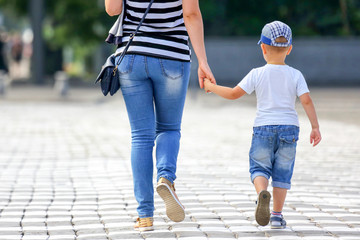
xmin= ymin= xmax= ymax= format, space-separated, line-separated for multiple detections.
xmin=159 ymin=59 xmax=184 ymax=79
xmin=117 ymin=55 xmax=135 ymax=74
xmin=280 ymin=135 xmax=298 ymax=144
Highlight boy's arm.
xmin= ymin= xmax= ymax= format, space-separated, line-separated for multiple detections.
xmin=299 ymin=93 xmax=322 ymax=147
xmin=204 ymin=79 xmax=246 ymax=100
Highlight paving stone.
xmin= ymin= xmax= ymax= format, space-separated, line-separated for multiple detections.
xmin=301 ymin=236 xmax=335 ymax=240
xmin=141 ymin=229 xmax=176 ymax=238
xmin=172 ymin=228 xmax=207 ymax=238
xmin=47 ymin=236 xmax=76 ymax=240
xmin=177 ymin=237 xmax=207 ymax=240
xmin=338 ymin=237 xmax=360 ymax=240
xmin=0 ymin=226 xmax=22 ymax=235
xmin=0 ymin=236 xmax=22 ymax=240
xmin=22 ymin=235 xmax=48 ymax=240
xmin=236 ymin=238 xmax=267 ymax=240
xmin=1 ymin=89 xmax=360 ymax=239
xmin=200 ymin=227 xmax=236 ymax=238
xmin=0 ymin=218 xmax=21 ymax=227
xmin=47 ymin=225 xmax=74 ymax=235
xmin=268 ymin=237 xmax=302 ymax=240
xmin=76 ymin=233 xmax=108 ymax=240
xmin=170 ymin=222 xmax=199 ymax=228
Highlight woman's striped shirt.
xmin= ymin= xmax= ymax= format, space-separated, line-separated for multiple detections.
xmin=115 ymin=0 xmax=190 ymax=62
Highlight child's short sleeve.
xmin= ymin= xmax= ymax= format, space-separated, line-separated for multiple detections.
xmin=238 ymin=69 xmax=256 ymax=94
xmin=296 ymin=72 xmax=310 ymax=97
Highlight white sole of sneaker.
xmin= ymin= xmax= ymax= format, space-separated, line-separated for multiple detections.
xmin=156 ymin=183 xmax=185 ymax=222
xmin=135 ymin=226 xmax=154 ymax=232
xmin=270 ymin=225 xmax=286 ymax=229
xmin=255 ymin=190 xmax=271 ymax=226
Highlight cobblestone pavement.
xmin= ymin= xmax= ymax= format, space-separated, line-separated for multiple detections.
xmin=0 ymin=87 xmax=359 ymax=240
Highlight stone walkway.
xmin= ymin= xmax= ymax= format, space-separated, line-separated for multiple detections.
xmin=0 ymin=87 xmax=359 ymax=239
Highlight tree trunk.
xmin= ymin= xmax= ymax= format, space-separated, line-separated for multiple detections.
xmin=30 ymin=0 xmax=45 ymax=84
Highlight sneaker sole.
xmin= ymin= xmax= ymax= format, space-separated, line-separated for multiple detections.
xmin=255 ymin=190 xmax=271 ymax=226
xmin=156 ymin=183 xmax=185 ymax=222
xmin=271 ymin=225 xmax=286 ymax=229
xmin=135 ymin=226 xmax=154 ymax=232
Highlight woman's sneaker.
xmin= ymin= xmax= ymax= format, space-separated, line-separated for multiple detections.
xmin=255 ymin=190 xmax=271 ymax=226
xmin=270 ymin=215 xmax=287 ymax=229
xmin=134 ymin=217 xmax=154 ymax=231
xmin=156 ymin=177 xmax=185 ymax=222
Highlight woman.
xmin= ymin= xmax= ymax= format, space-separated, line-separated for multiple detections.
xmin=104 ymin=0 xmax=215 ymax=231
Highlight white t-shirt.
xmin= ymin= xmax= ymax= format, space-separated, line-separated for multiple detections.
xmin=238 ymin=64 xmax=309 ymax=127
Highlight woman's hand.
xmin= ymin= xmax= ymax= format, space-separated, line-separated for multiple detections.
xmin=198 ymin=61 xmax=216 ymax=89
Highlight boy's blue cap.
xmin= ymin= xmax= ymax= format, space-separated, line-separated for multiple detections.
xmin=258 ymin=21 xmax=292 ymax=47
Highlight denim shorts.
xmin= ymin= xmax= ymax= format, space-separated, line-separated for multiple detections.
xmin=249 ymin=125 xmax=299 ymax=190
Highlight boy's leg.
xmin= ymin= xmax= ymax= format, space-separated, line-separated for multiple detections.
xmin=253 ymin=176 xmax=269 ymax=194
xmin=273 ymin=187 xmax=287 ymax=212
xmin=271 ymin=125 xmax=299 ymax=229
xmin=270 ymin=188 xmax=287 ymax=229
xmin=249 ymin=126 xmax=275 ymax=226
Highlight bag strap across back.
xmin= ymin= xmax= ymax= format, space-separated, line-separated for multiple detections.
xmin=112 ymin=0 xmax=155 ymax=76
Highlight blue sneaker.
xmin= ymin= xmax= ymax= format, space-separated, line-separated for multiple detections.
xmin=255 ymin=190 xmax=271 ymax=226
xmin=270 ymin=215 xmax=287 ymax=229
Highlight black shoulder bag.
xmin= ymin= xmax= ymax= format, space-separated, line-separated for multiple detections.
xmin=95 ymin=0 xmax=155 ymax=96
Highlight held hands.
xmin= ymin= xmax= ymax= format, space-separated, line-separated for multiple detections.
xmin=198 ymin=61 xmax=216 ymax=89
xmin=310 ymin=128 xmax=321 ymax=147
xmin=203 ymin=78 xmax=213 ymax=93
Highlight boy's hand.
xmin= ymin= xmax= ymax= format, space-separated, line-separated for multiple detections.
xmin=203 ymin=78 xmax=213 ymax=93
xmin=310 ymin=128 xmax=321 ymax=147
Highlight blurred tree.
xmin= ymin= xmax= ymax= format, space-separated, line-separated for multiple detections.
xmin=0 ymin=0 xmax=115 ymax=79
xmin=0 ymin=0 xmax=113 ymax=48
xmin=0 ymin=0 xmax=359 ymax=79
xmin=1 ymin=0 xmax=359 ymax=45
xmin=200 ymin=0 xmax=360 ymax=36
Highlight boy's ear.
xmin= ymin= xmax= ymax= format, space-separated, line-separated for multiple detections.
xmin=261 ymin=43 xmax=267 ymax=54
xmin=286 ymin=45 xmax=293 ymax=55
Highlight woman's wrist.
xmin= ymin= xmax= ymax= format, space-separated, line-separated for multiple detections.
xmin=198 ymin=59 xmax=208 ymax=67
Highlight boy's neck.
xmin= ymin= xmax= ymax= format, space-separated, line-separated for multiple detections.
xmin=266 ymin=60 xmax=286 ymax=65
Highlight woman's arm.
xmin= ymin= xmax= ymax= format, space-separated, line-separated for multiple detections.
xmin=105 ymin=0 xmax=123 ymax=16
xmin=182 ymin=0 xmax=215 ymax=88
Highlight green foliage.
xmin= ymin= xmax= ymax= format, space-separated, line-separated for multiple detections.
xmin=200 ymin=0 xmax=360 ymax=36
xmin=1 ymin=0 xmax=359 ymax=48
xmin=0 ymin=0 xmax=114 ymax=49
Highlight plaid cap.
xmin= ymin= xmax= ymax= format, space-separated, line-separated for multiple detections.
xmin=258 ymin=21 xmax=292 ymax=47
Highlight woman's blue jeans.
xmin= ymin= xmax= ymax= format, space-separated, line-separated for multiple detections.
xmin=116 ymin=54 xmax=190 ymax=218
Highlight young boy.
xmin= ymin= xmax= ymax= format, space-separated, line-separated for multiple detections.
xmin=204 ymin=21 xmax=321 ymax=229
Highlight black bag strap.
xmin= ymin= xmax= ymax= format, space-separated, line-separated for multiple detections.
xmin=112 ymin=0 xmax=155 ymax=76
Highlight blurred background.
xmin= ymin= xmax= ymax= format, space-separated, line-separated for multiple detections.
xmin=0 ymin=0 xmax=360 ymax=94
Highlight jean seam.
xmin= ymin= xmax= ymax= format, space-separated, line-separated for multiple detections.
xmin=144 ymin=56 xmax=150 ymax=78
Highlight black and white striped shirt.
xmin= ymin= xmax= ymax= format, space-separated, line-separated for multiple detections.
xmin=116 ymin=0 xmax=190 ymax=62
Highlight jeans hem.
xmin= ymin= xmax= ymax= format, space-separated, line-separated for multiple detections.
xmin=138 ymin=213 xmax=154 ymax=218
xmin=157 ymin=175 xmax=174 ymax=184
xmin=272 ymin=181 xmax=291 ymax=190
